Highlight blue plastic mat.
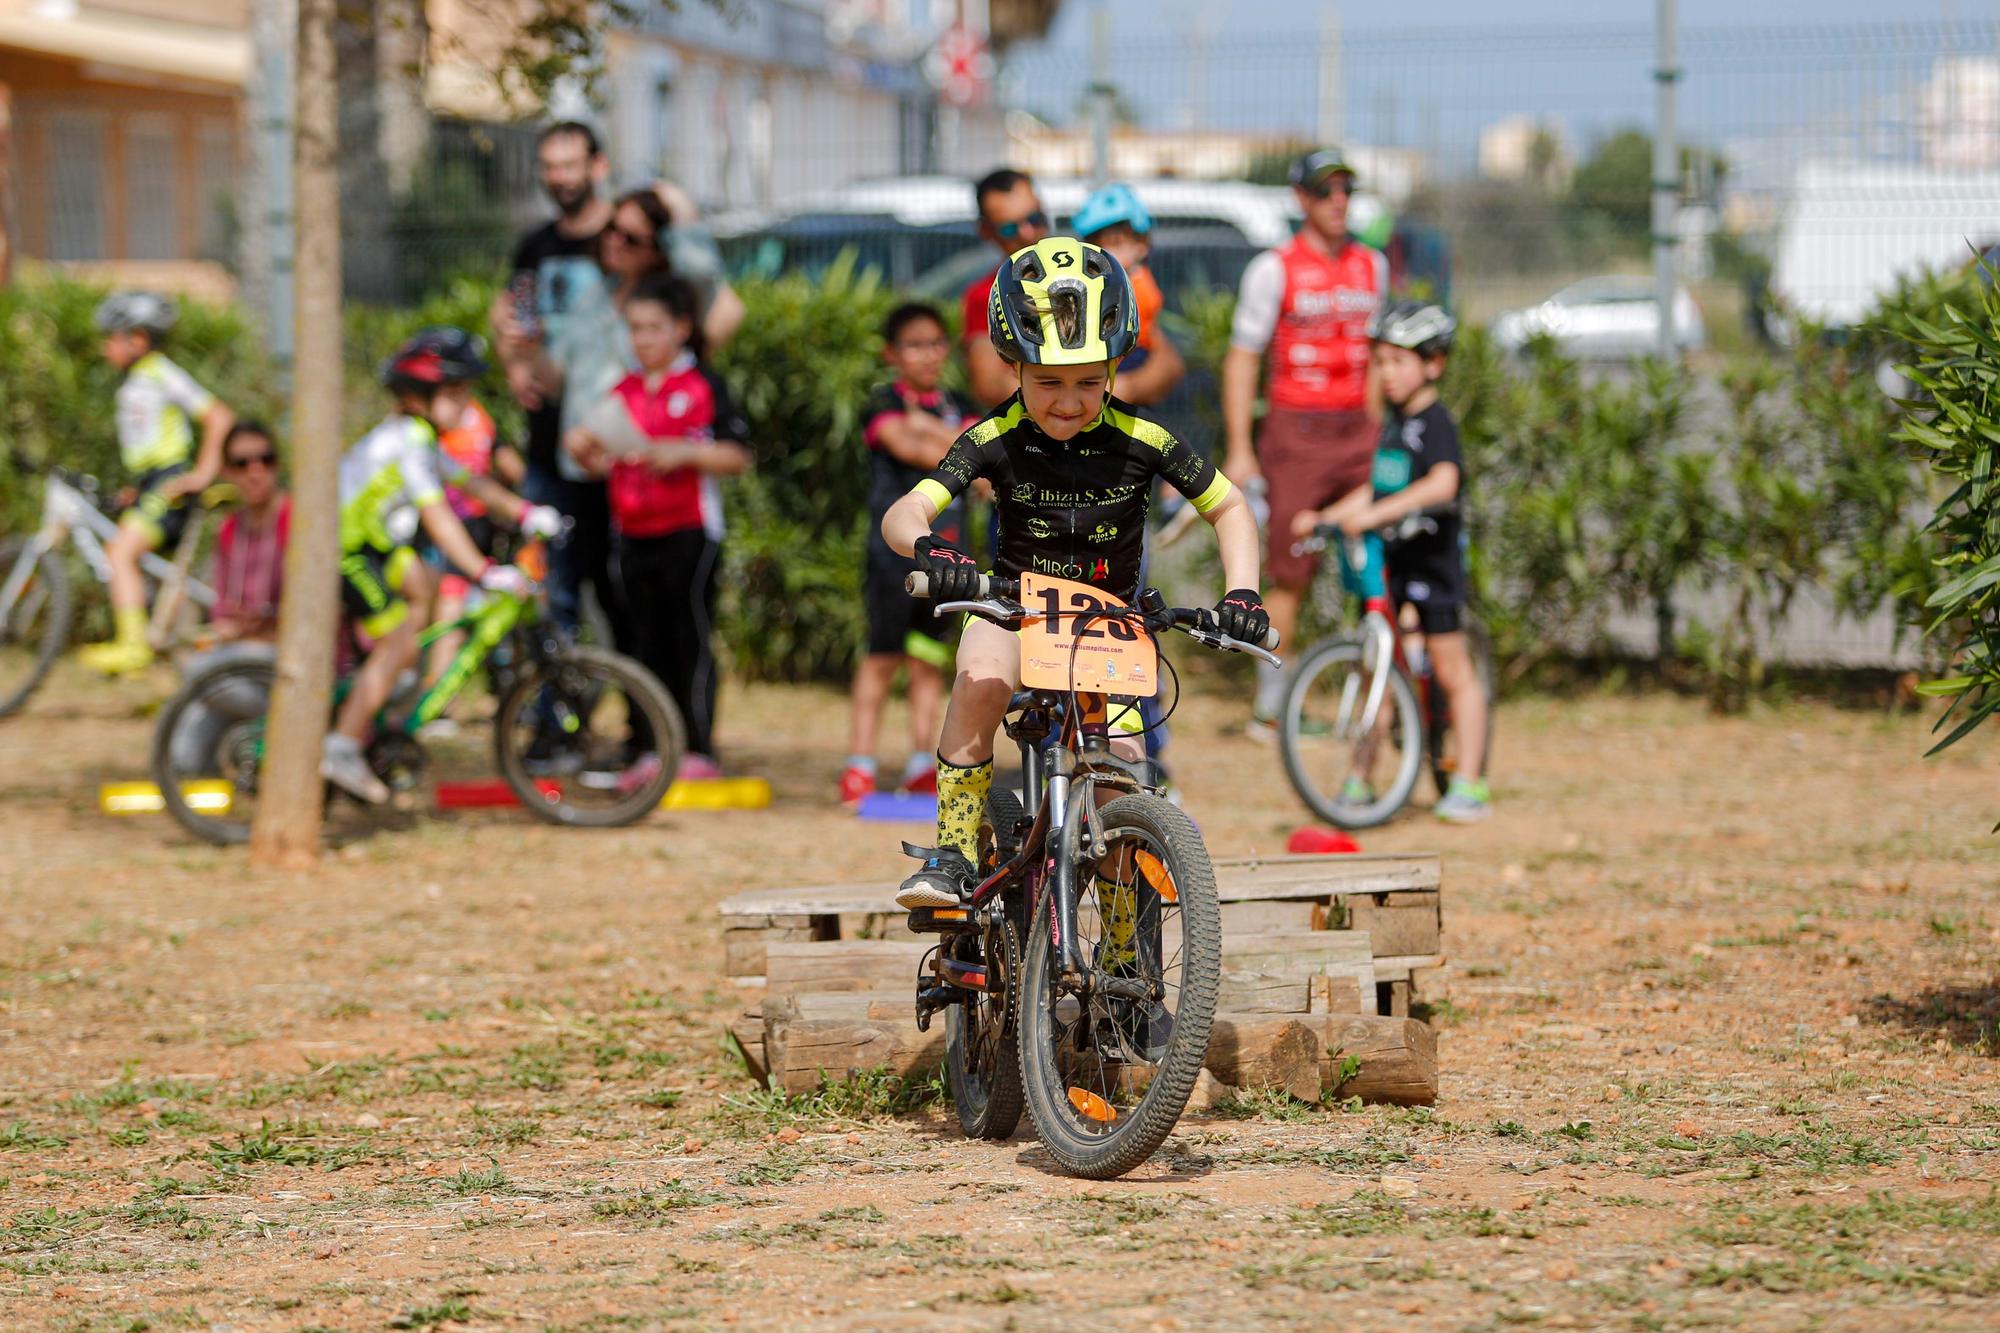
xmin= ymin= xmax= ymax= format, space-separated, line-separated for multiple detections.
xmin=856 ymin=792 xmax=938 ymax=822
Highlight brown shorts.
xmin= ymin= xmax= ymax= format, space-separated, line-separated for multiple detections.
xmin=1259 ymin=407 xmax=1377 ymax=588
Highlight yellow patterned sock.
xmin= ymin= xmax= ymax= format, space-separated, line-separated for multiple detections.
xmin=1097 ymin=874 xmax=1138 ymax=971
xmin=115 ymin=605 xmax=149 ymax=647
xmin=934 ymin=755 xmax=993 ymax=863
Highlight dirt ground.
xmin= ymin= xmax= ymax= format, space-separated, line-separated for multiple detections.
xmin=1 ymin=660 xmax=1996 ymax=1332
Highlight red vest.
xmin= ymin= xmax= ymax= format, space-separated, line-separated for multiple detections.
xmin=607 ymin=359 xmax=724 ymax=540
xmin=1267 ymin=234 xmax=1386 ymax=413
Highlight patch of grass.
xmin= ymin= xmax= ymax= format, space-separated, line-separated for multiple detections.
xmin=1211 ymin=1086 xmax=1319 ymax=1122
xmin=1234 ymin=1255 xmax=1367 ymax=1292
xmin=1 ymin=1206 xmax=100 ymax=1252
xmin=948 ymin=1282 xmax=1036 ymax=1304
xmin=204 ymin=1118 xmax=387 ymax=1173
xmin=0 ymin=1122 xmax=67 ymax=1152
xmin=1555 ymin=1119 xmax=1595 ymax=1141
xmin=443 ymin=1167 xmax=510 ymax=1196
xmin=390 ymin=1297 xmax=475 ymax=1329
xmin=635 ymin=1089 xmax=681 ymax=1110
xmin=728 ymin=1146 xmax=810 ymax=1186
xmin=820 ymin=1204 xmax=886 ymax=1223
xmin=590 ymin=1180 xmax=737 ymax=1222
xmin=1290 ymin=1189 xmax=1413 ymax=1238
xmin=711 ymin=1069 xmax=947 ymax=1137
xmin=1490 ymin=1119 xmax=1528 ymax=1138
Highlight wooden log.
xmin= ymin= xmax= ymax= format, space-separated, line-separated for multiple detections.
xmin=764 ymin=940 xmax=931 ymax=999
xmin=1203 ymin=1015 xmax=1323 ymax=1101
xmin=1336 ymin=890 xmax=1442 ymax=958
xmin=728 ymin=1005 xmax=769 ymax=1087
xmin=1221 ymin=931 xmax=1377 ymax=1014
xmin=1311 ymin=1014 xmax=1438 ymax=1107
xmin=762 ymin=990 xmax=943 ymax=1095
xmin=838 ymin=911 xmax=921 ymax=944
xmin=1215 ymin=969 xmax=1311 ymax=1014
xmin=1211 ymin=853 xmax=1441 ymax=901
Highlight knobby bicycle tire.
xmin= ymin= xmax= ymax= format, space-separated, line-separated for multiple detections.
xmin=149 ymin=654 xmax=274 ymax=846
xmin=946 ymin=789 xmax=1028 ymax=1141
xmin=0 ymin=540 xmax=72 ymax=718
xmin=1279 ymin=635 xmax=1424 ymax=829
xmin=1016 ymin=794 xmax=1221 ymax=1179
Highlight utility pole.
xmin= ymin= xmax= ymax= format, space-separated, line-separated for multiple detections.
xmin=1652 ymin=0 xmax=1679 ymax=359
xmin=245 ymin=0 xmax=296 ymax=365
xmin=1088 ymin=3 xmax=1112 ymax=186
xmin=251 ymin=0 xmax=341 ymax=868
xmin=1317 ymin=4 xmax=1342 ymax=148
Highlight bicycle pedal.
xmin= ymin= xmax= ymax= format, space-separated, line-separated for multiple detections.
xmin=906 ymin=904 xmax=977 ymax=934
xmin=933 ymin=956 xmax=994 ymax=992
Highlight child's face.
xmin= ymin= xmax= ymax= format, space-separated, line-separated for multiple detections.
xmin=626 ymin=299 xmax=691 ymax=372
xmin=101 ymin=329 xmax=148 ymax=370
xmin=1091 ymin=224 xmax=1149 ymax=270
xmin=1019 ymin=361 xmax=1111 ymax=441
xmin=1373 ymin=342 xmax=1443 ymax=408
xmin=884 ymin=317 xmax=949 ymax=390
xmin=410 ymin=382 xmax=474 ymax=434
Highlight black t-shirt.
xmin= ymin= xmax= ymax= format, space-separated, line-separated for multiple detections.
xmin=511 ymin=220 xmax=605 ymax=476
xmin=1370 ymin=399 xmax=1464 ymax=572
xmin=918 ymin=392 xmax=1232 ymax=603
xmin=861 ymin=382 xmax=972 ymax=523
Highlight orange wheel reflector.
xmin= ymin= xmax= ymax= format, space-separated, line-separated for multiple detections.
xmin=1136 ymin=850 xmax=1177 ymax=902
xmin=1068 ymin=1087 xmax=1118 ymax=1123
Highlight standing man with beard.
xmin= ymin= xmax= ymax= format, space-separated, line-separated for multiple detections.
xmin=492 ymin=121 xmax=621 ymax=642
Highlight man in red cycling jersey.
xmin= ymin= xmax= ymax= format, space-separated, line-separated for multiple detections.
xmin=961 ymin=168 xmax=1050 ymax=410
xmin=1220 ymin=147 xmax=1388 ymax=737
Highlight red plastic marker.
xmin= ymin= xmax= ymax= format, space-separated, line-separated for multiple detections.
xmin=1286 ymin=826 xmax=1360 ymax=855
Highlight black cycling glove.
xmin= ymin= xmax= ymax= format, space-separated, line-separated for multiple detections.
xmin=1215 ymin=588 xmax=1270 ymax=644
xmin=915 ymin=534 xmax=981 ymax=601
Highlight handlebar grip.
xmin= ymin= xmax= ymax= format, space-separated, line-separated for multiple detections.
xmin=903 ymin=570 xmax=989 ymax=599
xmin=1258 ymin=625 xmax=1281 ymax=651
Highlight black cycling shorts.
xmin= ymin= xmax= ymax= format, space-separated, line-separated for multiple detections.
xmin=122 ymin=463 xmax=192 ymax=550
xmin=339 ymin=543 xmax=419 ymax=640
xmin=1389 ymin=541 xmax=1466 ymax=637
xmin=863 ymin=507 xmax=962 ymax=663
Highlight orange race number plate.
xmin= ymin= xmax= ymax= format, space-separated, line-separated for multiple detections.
xmin=1018 ymin=572 xmax=1158 ymax=697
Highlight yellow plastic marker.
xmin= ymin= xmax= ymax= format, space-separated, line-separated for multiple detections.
xmin=660 ymin=777 xmax=773 ymax=811
xmin=100 ymin=781 xmax=234 ymax=815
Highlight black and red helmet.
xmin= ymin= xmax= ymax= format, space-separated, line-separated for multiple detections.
xmin=379 ymin=326 xmax=489 ymax=392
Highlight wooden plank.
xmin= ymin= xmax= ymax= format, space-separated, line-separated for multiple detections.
xmin=1203 ymin=1015 xmax=1322 ymax=1101
xmin=1215 ymin=969 xmax=1311 ymax=1014
xmin=1212 ymin=853 xmax=1441 ymax=903
xmin=764 ymin=940 xmax=930 ymax=999
xmin=1368 ymin=953 xmax=1448 ymax=985
xmin=1219 ymin=899 xmax=1319 ymax=934
xmin=723 ymin=916 xmax=838 ymax=980
xmin=763 ymin=990 xmax=943 ymax=1096
xmin=1221 ymin=931 xmax=1377 ymax=1014
xmin=728 ymin=1005 xmax=768 ymax=1087
xmin=719 ymin=883 xmax=900 ymax=920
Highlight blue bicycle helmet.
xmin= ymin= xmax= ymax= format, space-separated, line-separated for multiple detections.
xmin=1070 ymin=183 xmax=1153 ymax=241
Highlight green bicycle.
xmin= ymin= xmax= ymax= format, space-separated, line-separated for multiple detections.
xmin=149 ymin=546 xmax=681 ymax=845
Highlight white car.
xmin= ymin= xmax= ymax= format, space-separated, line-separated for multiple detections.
xmin=1492 ymin=275 xmax=1707 ymax=359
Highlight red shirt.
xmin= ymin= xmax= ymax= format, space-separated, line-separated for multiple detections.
xmin=961 ymin=265 xmax=998 ymax=344
xmin=604 ymin=356 xmax=748 ymax=541
xmin=212 ymin=497 xmax=290 ymax=627
xmin=1263 ymin=235 xmax=1387 ymax=412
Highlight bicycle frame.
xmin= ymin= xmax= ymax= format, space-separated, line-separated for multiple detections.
xmin=1333 ymin=536 xmax=1435 ymax=745
xmin=0 ymin=472 xmax=216 ymax=632
xmin=397 ymin=590 xmax=534 ymax=732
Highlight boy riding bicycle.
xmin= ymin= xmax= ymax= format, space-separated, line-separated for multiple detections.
xmin=883 ymin=237 xmax=1267 ymax=913
xmin=80 ymin=292 xmax=238 ymax=675
xmin=1289 ymin=300 xmax=1491 ymax=823
xmin=322 ymin=327 xmax=563 ymax=804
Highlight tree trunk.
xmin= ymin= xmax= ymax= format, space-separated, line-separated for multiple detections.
xmin=373 ymin=0 xmax=431 ymax=197
xmin=0 ymin=81 xmax=14 ymax=286
xmin=249 ymin=0 xmax=341 ymax=869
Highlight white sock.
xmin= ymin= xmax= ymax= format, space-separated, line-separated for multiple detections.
xmin=846 ymin=754 xmax=877 ymax=775
xmin=901 ymin=752 xmax=935 ymax=782
xmin=1254 ymin=660 xmax=1287 ymax=717
xmin=324 ymin=733 xmax=361 ymax=759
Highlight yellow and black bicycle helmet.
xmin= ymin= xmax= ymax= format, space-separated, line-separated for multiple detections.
xmin=987 ymin=236 xmax=1139 ymax=367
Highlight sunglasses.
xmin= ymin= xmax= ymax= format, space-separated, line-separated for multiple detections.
xmin=226 ymin=452 xmax=277 ymax=470
xmin=994 ymin=210 xmax=1049 ymax=241
xmin=1302 ymin=178 xmax=1355 ymax=200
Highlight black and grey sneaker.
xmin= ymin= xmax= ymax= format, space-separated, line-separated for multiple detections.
xmin=895 ymin=845 xmax=977 ymax=910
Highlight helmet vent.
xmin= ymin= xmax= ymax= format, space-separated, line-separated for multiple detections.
xmin=1046 ymin=281 xmax=1087 ymax=350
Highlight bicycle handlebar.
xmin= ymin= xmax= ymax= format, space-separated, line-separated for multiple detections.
xmin=1291 ymin=502 xmax=1460 ymax=559
xmin=903 ymin=570 xmax=1282 ymax=661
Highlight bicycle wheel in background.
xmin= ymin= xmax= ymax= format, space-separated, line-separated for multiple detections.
xmin=946 ymin=790 xmax=1028 ymax=1141
xmin=492 ymin=645 xmax=681 ymax=827
xmin=0 ymin=539 xmax=72 ymax=718
xmin=1016 ymin=794 xmax=1221 ymax=1179
xmin=150 ymin=654 xmax=275 ymax=845
xmin=1279 ymin=635 xmax=1424 ymax=829
xmin=1427 ymin=618 xmax=1497 ymax=801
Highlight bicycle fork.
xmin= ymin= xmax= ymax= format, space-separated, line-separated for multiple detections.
xmin=1044 ymin=769 xmax=1096 ymax=985
xmin=1336 ymin=607 xmax=1399 ymax=742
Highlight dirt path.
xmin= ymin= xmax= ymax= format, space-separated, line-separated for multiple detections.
xmin=1 ymin=665 xmax=1995 ymax=1331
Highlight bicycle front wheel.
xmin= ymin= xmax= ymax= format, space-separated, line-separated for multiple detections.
xmin=493 ymin=645 xmax=682 ymax=827
xmin=0 ymin=539 xmax=72 ymax=718
xmin=1279 ymin=635 xmax=1424 ymax=829
xmin=149 ymin=652 xmax=275 ymax=845
xmin=1017 ymin=794 xmax=1220 ymax=1179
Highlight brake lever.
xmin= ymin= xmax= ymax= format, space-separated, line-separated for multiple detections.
xmin=932 ymin=598 xmax=1033 ymax=623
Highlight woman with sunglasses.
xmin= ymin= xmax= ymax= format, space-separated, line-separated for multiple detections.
xmin=207 ymin=421 xmax=290 ymax=644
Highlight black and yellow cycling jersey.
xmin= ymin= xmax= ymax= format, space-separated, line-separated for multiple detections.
xmin=912 ymin=392 xmax=1232 ymax=603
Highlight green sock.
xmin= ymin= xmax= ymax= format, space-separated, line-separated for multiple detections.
xmin=934 ymin=756 xmax=993 ymax=862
